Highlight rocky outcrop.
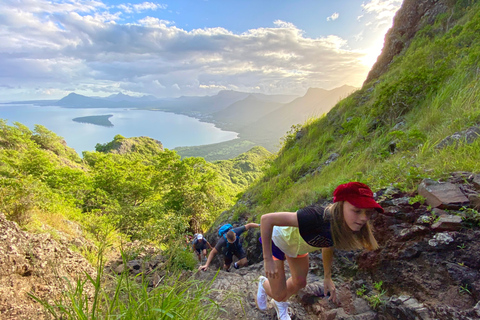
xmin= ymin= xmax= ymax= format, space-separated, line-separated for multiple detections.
xmin=364 ymin=0 xmax=450 ymax=84
xmin=0 ymin=213 xmax=96 ymax=320
xmin=96 ymin=135 xmax=164 ymax=156
xmin=436 ymin=126 xmax=480 ymax=150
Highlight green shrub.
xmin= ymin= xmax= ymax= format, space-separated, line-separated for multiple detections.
xmin=163 ymin=240 xmax=198 ymax=271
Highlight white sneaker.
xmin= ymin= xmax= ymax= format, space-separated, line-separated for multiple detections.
xmin=255 ymin=276 xmax=268 ymax=311
xmin=272 ymin=299 xmax=291 ymax=320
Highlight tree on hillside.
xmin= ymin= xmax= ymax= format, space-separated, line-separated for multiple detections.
xmin=162 ymin=156 xmax=228 ymax=233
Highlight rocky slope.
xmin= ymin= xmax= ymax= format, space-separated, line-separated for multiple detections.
xmin=2 ymin=172 xmax=480 ymax=319
xmin=194 ymin=172 xmax=480 ymax=320
xmin=0 ymin=214 xmax=96 ymax=319
xmin=365 ymin=0 xmax=450 ymax=84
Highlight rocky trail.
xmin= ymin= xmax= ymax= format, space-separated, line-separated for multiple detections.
xmin=2 ymin=173 xmax=480 ymax=319
xmin=112 ymin=172 xmax=480 ymax=319
xmin=198 ymin=172 xmax=480 ymax=319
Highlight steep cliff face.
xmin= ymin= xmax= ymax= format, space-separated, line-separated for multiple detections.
xmin=365 ymin=0 xmax=450 ymax=84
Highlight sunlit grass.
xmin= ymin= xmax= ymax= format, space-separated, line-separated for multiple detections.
xmin=243 ymin=2 xmax=480 ymax=219
xmin=30 ymin=243 xmax=226 ymax=320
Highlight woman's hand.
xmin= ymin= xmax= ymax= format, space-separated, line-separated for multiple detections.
xmin=323 ymin=277 xmax=337 ymax=303
xmin=264 ymin=257 xmax=278 ymax=279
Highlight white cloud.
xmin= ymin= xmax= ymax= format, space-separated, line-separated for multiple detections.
xmin=327 ymin=12 xmax=339 ymax=21
xmin=117 ymin=1 xmax=167 ymax=14
xmin=134 ymin=2 xmax=167 ymax=12
xmin=273 ymin=20 xmax=296 ymax=29
xmin=360 ymin=0 xmax=402 ymax=28
xmin=0 ymin=0 xmax=379 ymax=100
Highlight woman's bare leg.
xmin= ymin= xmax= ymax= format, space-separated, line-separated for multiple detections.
xmin=263 ymin=259 xmax=287 ymax=301
xmin=263 ymin=256 xmax=309 ymax=301
xmin=262 ymin=255 xmax=309 ymax=302
xmin=283 ymin=254 xmax=309 ymax=301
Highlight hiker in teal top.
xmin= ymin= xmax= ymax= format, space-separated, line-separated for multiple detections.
xmin=198 ymin=223 xmax=260 ymax=271
xmin=255 ymin=182 xmax=383 ymax=320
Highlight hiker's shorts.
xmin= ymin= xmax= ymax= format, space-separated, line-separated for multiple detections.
xmin=259 ymin=237 xmax=308 ymax=261
xmin=195 ymin=243 xmax=207 ymax=253
xmin=224 ymin=246 xmax=246 ymax=265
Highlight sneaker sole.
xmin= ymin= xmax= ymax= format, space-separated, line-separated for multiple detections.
xmin=273 ymin=302 xmax=280 ymax=317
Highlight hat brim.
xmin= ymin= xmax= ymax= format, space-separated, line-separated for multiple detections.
xmin=348 ymin=197 xmax=384 ymax=214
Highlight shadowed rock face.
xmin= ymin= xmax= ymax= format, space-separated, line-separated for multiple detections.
xmin=364 ymin=0 xmax=450 ymax=85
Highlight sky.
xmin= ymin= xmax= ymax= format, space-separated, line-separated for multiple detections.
xmin=0 ymin=0 xmax=403 ymax=101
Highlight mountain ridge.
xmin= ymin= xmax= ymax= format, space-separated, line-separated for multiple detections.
xmin=3 ymin=86 xmax=353 ymax=157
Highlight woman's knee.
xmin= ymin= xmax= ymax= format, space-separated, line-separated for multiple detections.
xmin=292 ymin=277 xmax=307 ymax=290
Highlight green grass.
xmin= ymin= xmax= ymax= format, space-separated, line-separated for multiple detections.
xmin=174 ymin=138 xmax=260 ymax=161
xmin=239 ymin=1 xmax=480 ymax=218
xmin=30 ymin=244 xmax=226 ymax=320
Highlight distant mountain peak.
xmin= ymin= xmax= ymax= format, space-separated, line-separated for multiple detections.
xmin=65 ymin=92 xmax=83 ymax=97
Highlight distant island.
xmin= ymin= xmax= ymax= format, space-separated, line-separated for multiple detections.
xmin=72 ymin=115 xmax=114 ymax=127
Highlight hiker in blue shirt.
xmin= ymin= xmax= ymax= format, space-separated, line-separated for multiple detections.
xmin=198 ymin=223 xmax=260 ymax=271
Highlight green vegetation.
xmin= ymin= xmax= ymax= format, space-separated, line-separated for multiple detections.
xmin=356 ymin=281 xmax=387 ymax=309
xmin=212 ymin=146 xmax=273 ymax=198
xmin=72 ymin=115 xmax=114 ymax=127
xmin=175 ymin=138 xmax=260 ymax=161
xmin=459 ymin=206 xmax=480 ymax=227
xmin=94 ymin=135 xmax=164 ymax=158
xmin=459 ymin=283 xmax=472 ymax=295
xmin=356 ymin=284 xmax=367 ymax=297
xmin=409 ymin=195 xmax=426 ymax=205
xmin=30 ymin=243 xmax=224 ymax=319
xmin=239 ymin=1 xmax=480 ymax=220
xmin=0 ymin=121 xmax=269 ymax=256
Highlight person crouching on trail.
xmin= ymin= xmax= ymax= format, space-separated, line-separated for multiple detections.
xmin=255 ymin=182 xmax=383 ymax=320
xmin=192 ymin=234 xmax=212 ymax=262
xmin=198 ymin=223 xmax=260 ymax=272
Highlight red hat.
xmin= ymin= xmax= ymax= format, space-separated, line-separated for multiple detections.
xmin=333 ymin=182 xmax=384 ymax=213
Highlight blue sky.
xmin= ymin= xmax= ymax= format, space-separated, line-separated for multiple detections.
xmin=0 ymin=0 xmax=403 ymax=101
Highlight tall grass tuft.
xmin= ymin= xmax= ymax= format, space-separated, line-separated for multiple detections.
xmin=29 ymin=243 xmax=223 ymax=320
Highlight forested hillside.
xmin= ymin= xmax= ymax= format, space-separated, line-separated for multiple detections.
xmin=0 ymin=124 xmax=270 ymax=252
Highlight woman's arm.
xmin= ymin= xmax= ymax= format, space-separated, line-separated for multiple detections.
xmin=260 ymin=212 xmax=298 ymax=279
xmin=322 ymin=247 xmax=337 ymax=302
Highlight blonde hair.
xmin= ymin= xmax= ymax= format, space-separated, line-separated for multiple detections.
xmin=324 ymin=201 xmax=378 ymax=251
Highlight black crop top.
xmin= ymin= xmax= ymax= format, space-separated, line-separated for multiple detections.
xmin=297 ymin=205 xmax=334 ymax=248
